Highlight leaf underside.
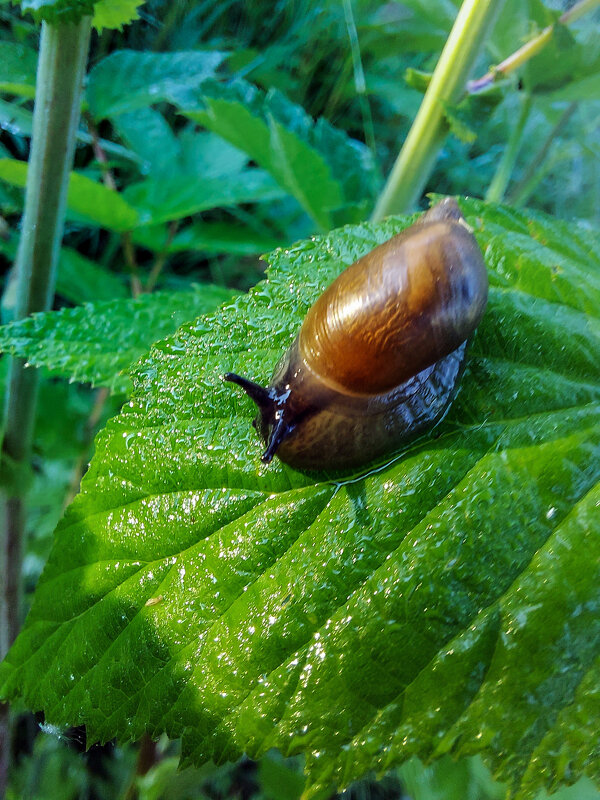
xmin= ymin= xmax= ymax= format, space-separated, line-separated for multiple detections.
xmin=1 ymin=199 xmax=599 ymax=798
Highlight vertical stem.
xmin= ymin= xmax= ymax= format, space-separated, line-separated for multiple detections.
xmin=0 ymin=16 xmax=92 ymax=797
xmin=508 ymin=101 xmax=578 ymax=207
xmin=485 ymin=93 xmax=533 ymax=203
xmin=371 ymin=0 xmax=506 ymax=220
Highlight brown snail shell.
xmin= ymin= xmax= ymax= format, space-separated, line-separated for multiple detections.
xmin=225 ymin=197 xmax=488 ymax=471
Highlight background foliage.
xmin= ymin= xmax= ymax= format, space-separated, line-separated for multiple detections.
xmin=0 ymin=0 xmax=599 ymax=798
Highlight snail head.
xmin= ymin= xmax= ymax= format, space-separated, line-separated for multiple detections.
xmin=223 ymin=372 xmax=295 ymax=463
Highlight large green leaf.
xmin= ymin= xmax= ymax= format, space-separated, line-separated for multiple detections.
xmin=0 ymin=158 xmax=139 ymax=231
xmin=0 ymin=200 xmax=598 ymax=799
xmin=86 ymin=49 xmax=227 ymax=120
xmin=0 ymin=284 xmax=237 ymax=393
xmin=177 ymin=79 xmax=375 ymax=229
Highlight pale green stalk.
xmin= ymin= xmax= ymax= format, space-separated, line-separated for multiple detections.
xmin=485 ymin=93 xmax=532 ymax=203
xmin=0 ymin=17 xmax=92 ymax=796
xmin=372 ymin=0 xmax=506 ymax=219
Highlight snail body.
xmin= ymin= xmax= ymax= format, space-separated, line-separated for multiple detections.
xmin=225 ymin=197 xmax=488 ymax=471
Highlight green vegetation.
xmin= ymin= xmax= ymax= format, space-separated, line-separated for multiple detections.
xmin=0 ymin=1 xmax=598 ymax=798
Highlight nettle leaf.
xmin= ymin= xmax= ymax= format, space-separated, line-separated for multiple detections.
xmin=86 ymin=49 xmax=227 ymax=120
xmin=92 ymin=0 xmax=143 ymax=31
xmin=178 ymin=79 xmax=375 ymax=230
xmin=1 ymin=199 xmax=598 ymax=798
xmin=0 ymin=285 xmax=236 ymax=393
xmin=0 ymin=158 xmax=139 ymax=231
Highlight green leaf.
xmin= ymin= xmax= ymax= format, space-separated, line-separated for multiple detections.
xmin=86 ymin=49 xmax=227 ymax=120
xmin=0 ymin=99 xmax=143 ymax=165
xmin=1 ymin=200 xmax=598 ymax=798
xmin=122 ymin=169 xmax=287 ymax=226
xmin=177 ymin=79 xmax=375 ymax=229
xmin=0 ymin=42 xmax=38 ymax=98
xmin=0 ymin=158 xmax=139 ymax=231
xmin=132 ymin=222 xmax=281 ymax=257
xmin=55 ymin=247 xmax=128 ymax=305
xmin=0 ymin=232 xmax=127 ymax=317
xmin=92 ymin=0 xmax=143 ymax=31
xmin=0 ymin=284 xmax=237 ymax=393
xmin=111 ymin=108 xmax=181 ymax=175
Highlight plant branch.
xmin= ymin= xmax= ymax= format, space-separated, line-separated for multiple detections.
xmin=371 ymin=0 xmax=506 ymax=219
xmin=145 ymin=221 xmax=179 ymax=293
xmin=86 ymin=116 xmax=143 ymax=298
xmin=0 ymin=16 xmax=92 ymax=796
xmin=468 ymin=0 xmax=600 ymax=93
xmin=485 ymin=92 xmax=533 ymax=203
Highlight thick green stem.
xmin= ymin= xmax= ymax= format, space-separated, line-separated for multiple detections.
xmin=371 ymin=0 xmax=506 ymax=219
xmin=0 ymin=16 xmax=91 ymax=796
xmin=485 ymin=93 xmax=533 ymax=203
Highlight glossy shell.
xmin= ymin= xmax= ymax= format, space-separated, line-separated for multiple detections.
xmin=225 ymin=197 xmax=488 ymax=471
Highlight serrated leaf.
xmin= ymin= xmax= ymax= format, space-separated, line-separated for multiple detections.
xmin=0 ymin=42 xmax=37 ymax=98
xmin=86 ymin=49 xmax=227 ymax=120
xmin=92 ymin=0 xmax=143 ymax=31
xmin=0 ymin=199 xmax=598 ymax=798
xmin=0 ymin=284 xmax=237 ymax=393
xmin=177 ymin=79 xmax=375 ymax=229
xmin=0 ymin=158 xmax=139 ymax=231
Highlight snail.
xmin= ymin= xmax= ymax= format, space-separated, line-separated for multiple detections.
xmin=225 ymin=197 xmax=488 ymax=471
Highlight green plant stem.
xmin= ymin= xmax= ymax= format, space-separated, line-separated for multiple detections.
xmin=0 ymin=16 xmax=91 ymax=796
xmin=508 ymin=101 xmax=578 ymax=207
xmin=485 ymin=93 xmax=533 ymax=203
xmin=371 ymin=0 xmax=506 ymax=219
xmin=342 ymin=0 xmax=379 ymax=188
xmin=468 ymin=0 xmax=600 ymax=92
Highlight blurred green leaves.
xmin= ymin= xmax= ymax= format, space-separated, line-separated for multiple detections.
xmin=0 ymin=41 xmax=38 ymax=98
xmin=7 ymin=0 xmax=142 ymax=27
xmin=86 ymin=49 xmax=228 ymax=119
xmin=178 ymin=80 xmax=375 ymax=229
xmin=0 ymin=158 xmax=139 ymax=230
xmin=1 ymin=199 xmax=598 ymax=798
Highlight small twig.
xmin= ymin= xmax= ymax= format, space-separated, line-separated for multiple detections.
xmin=144 ymin=220 xmax=179 ymax=293
xmin=468 ymin=0 xmax=600 ymax=93
xmin=122 ymin=733 xmax=159 ymax=800
xmin=85 ymin=115 xmax=142 ymax=298
xmin=63 ymin=386 xmax=110 ymax=508
xmin=122 ymin=232 xmax=143 ymax=298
